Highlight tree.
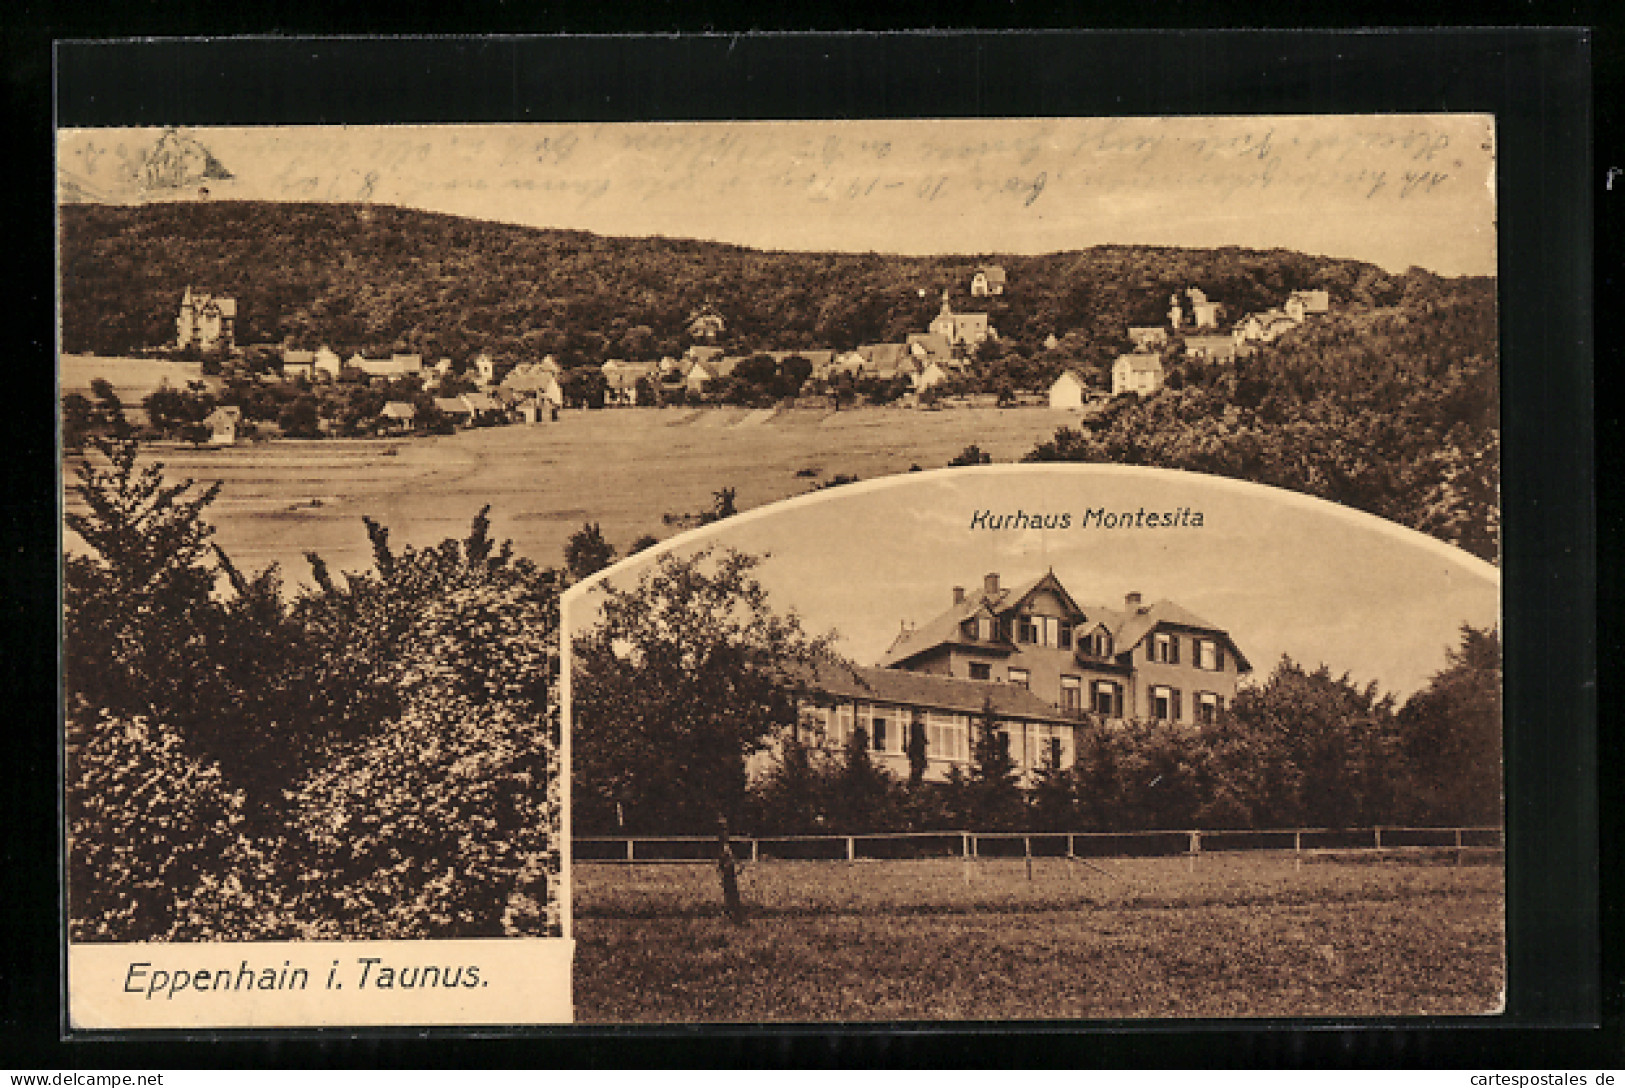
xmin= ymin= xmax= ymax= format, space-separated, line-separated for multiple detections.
xmin=564 ymin=521 xmax=616 ymax=581
xmin=63 ymin=436 xmax=224 ymax=723
xmin=1395 ymin=625 xmax=1502 ymax=825
xmin=947 ymin=697 xmax=1024 ymax=830
xmin=571 ymin=548 xmax=833 ymax=923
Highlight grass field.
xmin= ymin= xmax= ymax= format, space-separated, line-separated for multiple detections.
xmin=63 ymin=405 xmax=1080 ymax=579
xmin=572 ymin=855 xmax=1505 ymax=1022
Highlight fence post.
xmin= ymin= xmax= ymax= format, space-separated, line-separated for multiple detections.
xmin=1455 ymin=827 xmax=1463 ymax=866
xmin=1294 ymin=830 xmax=1302 ymax=872
xmin=846 ymin=836 xmax=855 ymax=862
xmin=627 ymin=838 xmax=635 ymax=863
xmin=961 ymin=831 xmax=973 ymax=885
xmin=1024 ymin=836 xmax=1033 ymax=882
xmin=1374 ymin=826 xmax=1383 ymax=851
xmin=1188 ymin=830 xmax=1199 ymax=872
xmin=1067 ymin=833 xmax=1075 ymax=859
xmin=751 ymin=837 xmax=759 ymax=864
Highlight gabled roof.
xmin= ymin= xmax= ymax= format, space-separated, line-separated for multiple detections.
xmin=205 ymin=406 xmax=242 ymax=425
xmin=379 ymin=401 xmax=416 ymax=420
xmin=1050 ymin=369 xmax=1090 ymax=389
xmin=857 ymin=343 xmax=911 ymax=376
xmin=975 ymin=264 xmax=1007 ymax=285
xmin=804 ymin=660 xmax=1072 ymax=725
xmin=1114 ymin=352 xmax=1164 ymax=374
xmin=463 ymin=392 xmax=501 ymax=412
xmin=1288 ymin=289 xmax=1331 ymax=312
xmin=906 ymin=331 xmax=955 ymax=361
xmin=434 ymin=397 xmax=472 ymax=416
xmin=1107 ymin=598 xmax=1252 ymax=672
xmin=879 ymin=572 xmax=1250 ymax=674
xmin=282 ymin=349 xmax=316 ymax=365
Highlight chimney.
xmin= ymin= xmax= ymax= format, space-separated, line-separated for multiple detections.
xmin=952 ymin=586 xmax=965 ymax=605
xmin=1125 ymin=591 xmax=1143 ymax=612
xmin=983 ymin=572 xmax=1000 ymax=597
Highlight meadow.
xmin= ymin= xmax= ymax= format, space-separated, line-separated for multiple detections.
xmin=572 ymin=854 xmax=1505 ymax=1022
xmin=63 ymin=405 xmax=1080 ymax=579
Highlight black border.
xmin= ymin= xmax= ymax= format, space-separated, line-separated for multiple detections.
xmin=8 ymin=28 xmax=1606 ymax=1067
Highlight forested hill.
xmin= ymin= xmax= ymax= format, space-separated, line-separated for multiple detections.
xmin=59 ymin=201 xmax=1476 ymax=361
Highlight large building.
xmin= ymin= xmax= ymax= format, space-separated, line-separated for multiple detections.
xmin=795 ymin=570 xmax=1251 ymax=783
xmin=176 ymin=287 xmax=236 ymax=353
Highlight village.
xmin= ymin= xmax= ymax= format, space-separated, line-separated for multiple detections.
xmin=63 ymin=267 xmax=1333 ymax=448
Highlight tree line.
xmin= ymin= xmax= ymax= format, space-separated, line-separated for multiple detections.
xmin=572 ymin=551 xmax=1502 ymax=843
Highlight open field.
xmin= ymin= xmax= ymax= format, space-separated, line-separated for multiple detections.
xmin=63 ymin=406 xmax=1080 ymax=579
xmin=573 ymin=855 xmax=1504 ymax=1021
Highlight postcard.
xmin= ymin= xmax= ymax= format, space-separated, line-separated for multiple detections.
xmin=59 ymin=112 xmax=1503 ymax=1028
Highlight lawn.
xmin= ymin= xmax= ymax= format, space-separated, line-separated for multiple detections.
xmin=572 ymin=855 xmax=1505 ymax=1022
xmin=63 ymin=405 xmax=1081 ymax=580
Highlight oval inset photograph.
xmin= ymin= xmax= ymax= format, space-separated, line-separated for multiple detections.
xmin=564 ymin=465 xmax=1502 ymax=1022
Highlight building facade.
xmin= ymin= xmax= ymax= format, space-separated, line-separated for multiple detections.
xmin=796 ymin=570 xmax=1251 ymax=783
xmin=176 ymin=287 xmax=236 ymax=353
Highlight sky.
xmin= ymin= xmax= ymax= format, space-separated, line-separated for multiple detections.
xmin=57 ymin=116 xmax=1497 ymax=276
xmin=564 ymin=466 xmax=1500 ymax=700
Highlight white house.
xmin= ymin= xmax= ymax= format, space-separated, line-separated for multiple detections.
xmin=927 ymin=293 xmax=995 ymax=348
xmin=1048 ymin=369 xmax=1092 ymax=409
xmin=1112 ymin=352 xmax=1164 ymax=396
xmin=1284 ymin=290 xmax=1331 ymax=323
xmin=474 ymin=353 xmax=497 ymax=387
xmin=970 ymin=265 xmax=1007 ymax=297
xmin=1128 ymin=326 xmax=1169 ymax=352
xmin=204 ymin=405 xmax=242 ymax=445
xmin=314 ymin=346 xmax=342 ymax=380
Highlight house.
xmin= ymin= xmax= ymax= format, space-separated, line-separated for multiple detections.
xmin=1112 ymin=352 xmax=1165 ymax=396
xmin=602 ymin=360 xmax=657 ymax=405
xmin=687 ymin=303 xmax=726 ymax=341
xmin=434 ymin=397 xmax=474 ymax=425
xmin=1047 ymin=369 xmax=1092 ymax=409
xmin=462 ymin=392 xmax=504 ymax=421
xmin=473 ymin=353 xmax=497 ymax=387
xmin=281 ymin=349 xmax=316 ymax=381
xmin=1235 ymin=310 xmax=1299 ymax=344
xmin=1284 ymin=290 xmax=1331 ymax=322
xmin=927 ymin=293 xmax=995 ymax=348
xmin=794 ymin=570 xmax=1250 ymax=783
xmin=313 ymin=346 xmax=342 ymax=380
xmin=1128 ymin=326 xmax=1168 ymax=352
xmin=855 ymin=343 xmax=913 ymax=380
xmin=913 ymin=360 xmax=954 ymax=393
xmin=906 ymin=331 xmax=956 ymax=365
xmin=1183 ymin=335 xmax=1243 ymax=363
xmin=204 ymin=405 xmax=242 ymax=445
xmin=1185 ymin=287 xmax=1222 ymax=329
xmin=970 ymin=265 xmax=1007 ymax=297
xmin=345 ymin=353 xmax=425 ymax=383
xmin=685 ymin=360 xmax=722 ymax=395
xmin=501 ymin=363 xmax=565 ymax=407
xmin=378 ymin=401 xmax=417 ymax=432
xmin=176 ymin=287 xmax=237 ymax=353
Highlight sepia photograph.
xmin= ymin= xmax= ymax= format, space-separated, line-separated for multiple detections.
xmin=57 ymin=112 xmax=1503 ymax=1027
xmin=563 ymin=467 xmax=1503 ymax=1021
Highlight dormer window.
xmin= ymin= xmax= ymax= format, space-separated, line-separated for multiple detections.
xmin=977 ymin=616 xmax=995 ymax=641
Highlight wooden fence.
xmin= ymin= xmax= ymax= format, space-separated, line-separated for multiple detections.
xmin=574 ymin=826 xmax=1504 ymax=865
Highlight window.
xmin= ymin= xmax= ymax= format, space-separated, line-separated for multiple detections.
xmin=852 ymin=723 xmax=870 ymax=749
xmin=1152 ymin=685 xmax=1183 ymax=722
xmin=969 ymin=662 xmax=992 ymax=681
xmin=1017 ymin=617 xmax=1037 ymax=643
xmin=798 ymin=704 xmax=829 ymax=743
xmin=1198 ymin=639 xmax=1223 ymax=671
xmin=1092 ymin=680 xmax=1122 ymax=718
xmin=1197 ymin=691 xmax=1221 ymax=724
xmin=977 ymin=616 xmax=995 ymax=641
xmin=832 ymin=703 xmax=855 ymax=748
xmin=926 ymin=711 xmax=969 ymax=763
xmin=1008 ymin=667 xmax=1030 ymax=689
xmin=1059 ymin=623 xmax=1073 ymax=649
xmin=871 ymin=716 xmax=888 ymax=752
xmin=1061 ymin=675 xmax=1082 ymax=711
xmin=1040 ymin=616 xmax=1062 ymax=647
xmin=1048 ymin=736 xmax=1064 ymax=768
xmin=1152 ymin=632 xmax=1180 ymax=664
